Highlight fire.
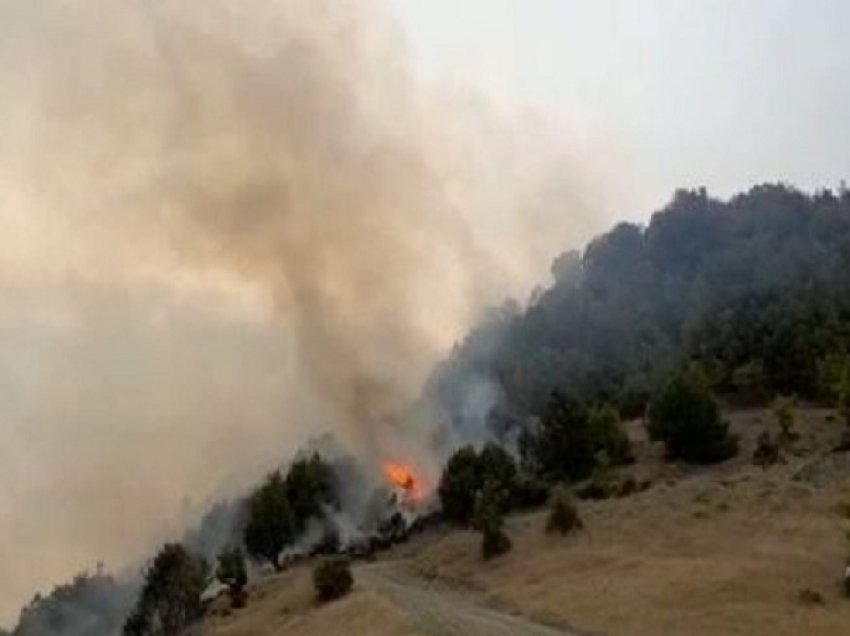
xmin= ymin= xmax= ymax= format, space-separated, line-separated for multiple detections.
xmin=381 ymin=461 xmax=423 ymax=501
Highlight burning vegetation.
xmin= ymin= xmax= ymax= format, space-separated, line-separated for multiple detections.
xmin=381 ymin=461 xmax=425 ymax=503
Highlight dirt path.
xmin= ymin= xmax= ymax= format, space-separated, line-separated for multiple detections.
xmin=357 ymin=562 xmax=577 ymax=636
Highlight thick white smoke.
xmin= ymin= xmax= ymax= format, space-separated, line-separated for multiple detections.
xmin=0 ymin=0 xmax=624 ymax=625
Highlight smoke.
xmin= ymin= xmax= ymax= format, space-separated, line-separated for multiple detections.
xmin=11 ymin=571 xmax=137 ymax=636
xmin=0 ymin=0 xmax=624 ymax=626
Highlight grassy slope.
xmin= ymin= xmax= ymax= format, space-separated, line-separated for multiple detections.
xmin=408 ymin=408 xmax=850 ymax=636
xmin=200 ymin=407 xmax=850 ymax=636
xmin=202 ymin=563 xmax=418 ymax=636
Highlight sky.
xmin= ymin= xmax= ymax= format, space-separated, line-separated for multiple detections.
xmin=390 ymin=0 xmax=850 ymax=214
xmin=1 ymin=0 xmax=850 ymax=628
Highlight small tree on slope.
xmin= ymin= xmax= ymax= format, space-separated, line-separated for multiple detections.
xmin=243 ymin=471 xmax=295 ymax=570
xmin=473 ymin=484 xmax=512 ymax=560
xmin=648 ymin=371 xmax=738 ymax=464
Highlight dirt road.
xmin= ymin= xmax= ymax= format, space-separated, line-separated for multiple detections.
xmin=357 ymin=562 xmax=577 ymax=636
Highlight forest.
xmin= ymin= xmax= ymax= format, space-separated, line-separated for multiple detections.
xmin=429 ymin=183 xmax=850 ymax=429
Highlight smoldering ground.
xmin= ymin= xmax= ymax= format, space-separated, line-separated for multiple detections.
xmin=0 ymin=0 xmax=624 ymax=625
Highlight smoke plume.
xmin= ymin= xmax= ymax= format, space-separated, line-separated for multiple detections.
xmin=0 ymin=0 xmax=621 ymax=625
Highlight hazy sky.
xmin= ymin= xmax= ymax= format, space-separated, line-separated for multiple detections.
xmin=390 ymin=0 xmax=850 ymax=214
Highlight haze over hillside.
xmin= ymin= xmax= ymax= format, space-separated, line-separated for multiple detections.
xmin=0 ymin=0 xmax=610 ymax=623
xmin=431 ymin=184 xmax=850 ymax=429
xmin=11 ymin=182 xmax=850 ymax=636
xmin=2 ymin=0 xmax=850 ymax=631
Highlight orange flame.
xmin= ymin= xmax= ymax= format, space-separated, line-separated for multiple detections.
xmin=382 ymin=461 xmax=423 ymax=500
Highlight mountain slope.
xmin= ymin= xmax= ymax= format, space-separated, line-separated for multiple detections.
xmin=199 ymin=406 xmax=850 ymax=636
xmin=429 ymin=185 xmax=850 ymax=431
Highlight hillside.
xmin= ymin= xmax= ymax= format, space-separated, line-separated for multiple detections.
xmin=11 ymin=184 xmax=850 ymax=636
xmin=429 ymin=184 xmax=850 ymax=432
xmin=198 ymin=405 xmax=850 ymax=636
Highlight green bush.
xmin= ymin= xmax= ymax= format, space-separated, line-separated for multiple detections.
xmin=478 ymin=443 xmax=517 ymax=511
xmin=521 ymin=394 xmax=634 ymax=484
xmin=312 ymin=558 xmax=353 ymax=603
xmin=244 ymin=472 xmax=295 ymax=570
xmin=438 ymin=444 xmax=518 ymax=523
xmin=648 ymin=371 xmax=738 ymax=463
xmin=438 ymin=446 xmax=482 ymax=523
xmin=589 ymin=404 xmax=633 ymax=465
xmin=546 ymin=485 xmax=582 ymax=535
xmin=122 ymin=544 xmax=209 ymax=636
xmin=511 ymin=474 xmax=549 ymax=509
xmin=284 ymin=453 xmax=337 ymax=533
xmin=527 ymin=393 xmax=596 ymax=481
xmin=473 ymin=484 xmax=512 ymax=560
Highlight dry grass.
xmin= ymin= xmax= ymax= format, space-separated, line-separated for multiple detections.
xmin=408 ymin=408 xmax=850 ymax=636
xmin=203 ymin=563 xmax=418 ymax=636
